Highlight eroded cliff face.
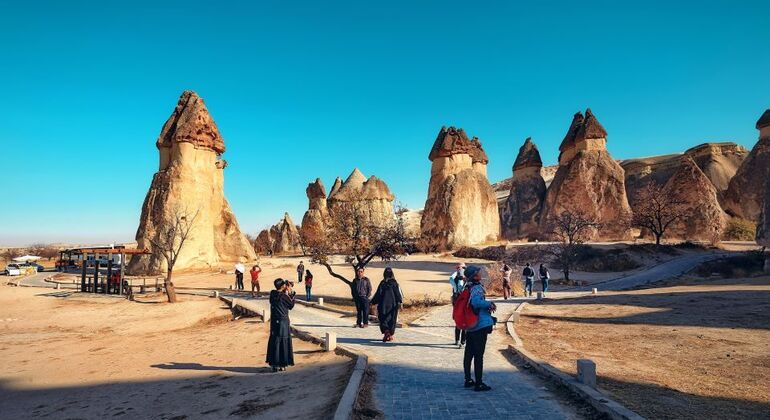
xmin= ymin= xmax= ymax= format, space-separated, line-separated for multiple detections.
xmin=129 ymin=91 xmax=256 ymax=273
xmin=501 ymin=138 xmax=546 ymax=240
xmin=664 ymin=156 xmax=727 ymax=240
xmin=723 ymin=110 xmax=770 ymax=222
xmin=271 ymin=213 xmax=303 ymax=255
xmin=300 ymin=178 xmax=330 ymax=243
xmin=541 ymin=109 xmax=632 ymax=240
xmin=421 ymin=126 xmax=500 ymax=249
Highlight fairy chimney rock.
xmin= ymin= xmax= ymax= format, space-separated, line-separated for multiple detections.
xmin=502 ymin=138 xmax=547 ymax=240
xmin=724 ymin=108 xmax=770 ymax=221
xmin=541 ymin=109 xmax=632 ymax=240
xmin=421 ymin=126 xmax=500 ymax=249
xmin=301 ymin=178 xmax=330 ymax=242
xmin=327 ymin=169 xmax=396 ymax=227
xmin=272 ymin=212 xmax=302 ymax=255
xmin=129 ymin=90 xmax=256 ymax=273
xmin=664 ymin=156 xmax=727 ymax=240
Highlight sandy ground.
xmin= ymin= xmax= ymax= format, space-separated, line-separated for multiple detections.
xmin=0 ymin=285 xmax=352 ymax=419
xmin=516 ymin=276 xmax=770 ymax=419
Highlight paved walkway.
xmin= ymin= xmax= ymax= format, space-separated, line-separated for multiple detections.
xmin=239 ymin=295 xmax=577 ymax=419
xmin=573 ymin=251 xmax=731 ymax=291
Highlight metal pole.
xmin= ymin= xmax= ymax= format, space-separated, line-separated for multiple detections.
xmin=106 ymin=259 xmax=113 ymax=294
xmin=120 ymin=252 xmax=125 ymax=296
xmin=80 ymin=254 xmax=86 ymax=292
xmin=93 ymin=255 xmax=100 ymax=294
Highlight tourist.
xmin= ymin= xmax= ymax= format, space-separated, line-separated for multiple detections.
xmin=371 ymin=267 xmax=403 ymax=342
xmin=234 ymin=262 xmax=245 ymax=290
xmin=250 ymin=264 xmax=262 ymax=298
xmin=522 ymin=263 xmax=535 ymax=297
xmin=501 ymin=263 xmax=512 ymax=300
xmin=296 ymin=261 xmax=305 ymax=284
xmin=267 ymin=278 xmax=296 ymax=372
xmin=352 ymin=268 xmax=372 ymax=328
xmin=304 ymin=269 xmax=313 ymax=301
xmin=539 ymin=264 xmax=550 ymax=297
xmin=449 ymin=263 xmax=467 ymax=347
xmin=462 ymin=265 xmax=496 ymax=392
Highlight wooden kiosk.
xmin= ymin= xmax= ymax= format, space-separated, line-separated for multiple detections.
xmin=61 ymin=246 xmax=150 ymax=295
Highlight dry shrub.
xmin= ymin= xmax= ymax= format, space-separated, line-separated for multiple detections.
xmin=573 ymin=247 xmax=641 ymax=272
xmin=723 ymin=218 xmax=757 ymax=241
xmin=453 ymin=246 xmax=507 ymax=260
xmin=691 ymin=253 xmax=765 ymax=278
xmin=402 ymin=294 xmax=449 ymax=310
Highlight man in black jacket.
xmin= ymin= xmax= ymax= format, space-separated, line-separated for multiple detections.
xmin=351 ymin=268 xmax=372 ymax=328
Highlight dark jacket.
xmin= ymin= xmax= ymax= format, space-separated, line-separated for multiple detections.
xmin=352 ymin=276 xmax=372 ymax=298
xmin=371 ymin=279 xmax=403 ymax=333
xmin=522 ymin=266 xmax=535 ymax=277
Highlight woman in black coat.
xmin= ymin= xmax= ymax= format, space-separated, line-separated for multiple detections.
xmin=371 ymin=267 xmax=403 ymax=342
xmin=266 ymin=278 xmax=296 ymax=371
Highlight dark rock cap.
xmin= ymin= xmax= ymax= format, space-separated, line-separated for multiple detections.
xmin=156 ymin=90 xmax=225 ymax=155
xmin=429 ymin=126 xmax=475 ymax=161
xmin=559 ymin=112 xmax=584 ymax=152
xmin=306 ymin=178 xmax=327 ymax=200
xmin=575 ymin=108 xmax=608 ymax=142
xmin=757 ymin=109 xmax=770 ymax=130
xmin=513 ymin=137 xmax=543 ymax=172
xmin=469 ymin=136 xmax=489 ymax=164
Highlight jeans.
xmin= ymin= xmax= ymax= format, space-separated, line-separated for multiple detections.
xmin=355 ymin=296 xmax=370 ymax=325
xmin=235 ymin=272 xmax=244 ymax=290
xmin=524 ymin=277 xmax=534 ymax=296
xmin=454 ymin=327 xmax=466 ymax=345
xmin=305 ymin=286 xmax=312 ymax=301
xmin=541 ymin=276 xmax=549 ymax=293
xmin=298 ymin=272 xmax=303 ymax=283
xmin=463 ymin=326 xmax=492 ymax=383
xmin=502 ymin=280 xmax=511 ymax=299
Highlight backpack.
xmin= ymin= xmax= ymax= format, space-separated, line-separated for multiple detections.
xmin=452 ymin=287 xmax=478 ymax=330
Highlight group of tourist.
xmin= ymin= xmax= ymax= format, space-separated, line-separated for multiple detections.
xmin=500 ymin=262 xmax=550 ymax=298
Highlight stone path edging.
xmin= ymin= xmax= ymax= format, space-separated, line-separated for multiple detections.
xmin=507 ymin=302 xmax=645 ymax=420
xmin=219 ymin=295 xmax=367 ymax=420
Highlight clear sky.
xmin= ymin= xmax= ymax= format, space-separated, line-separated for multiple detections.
xmin=1 ymin=1 xmax=769 ymax=246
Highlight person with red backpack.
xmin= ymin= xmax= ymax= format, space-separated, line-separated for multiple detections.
xmin=454 ymin=265 xmax=496 ymax=392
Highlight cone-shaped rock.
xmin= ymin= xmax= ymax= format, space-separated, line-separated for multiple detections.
xmin=723 ymin=109 xmax=770 ymax=221
xmin=664 ymin=156 xmax=727 ymax=240
xmin=300 ymin=178 xmax=330 ymax=243
xmin=128 ymin=91 xmax=256 ymax=273
xmin=757 ymin=177 xmax=770 ymax=248
xmin=501 ymin=138 xmax=547 ymax=240
xmin=327 ymin=169 xmax=395 ymax=227
xmin=271 ymin=213 xmax=302 ymax=255
xmin=421 ymin=126 xmax=500 ymax=249
xmin=254 ymin=229 xmax=275 ymax=255
xmin=541 ymin=109 xmax=632 ymax=240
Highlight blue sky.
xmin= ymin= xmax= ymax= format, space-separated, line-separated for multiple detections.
xmin=1 ymin=1 xmax=769 ymax=246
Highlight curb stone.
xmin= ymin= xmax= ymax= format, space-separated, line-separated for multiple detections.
xmin=507 ymin=302 xmax=645 ymax=420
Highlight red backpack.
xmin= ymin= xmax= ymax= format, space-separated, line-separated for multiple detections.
xmin=452 ymin=287 xmax=478 ymax=330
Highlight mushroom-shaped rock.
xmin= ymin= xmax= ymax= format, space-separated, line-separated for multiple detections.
xmin=128 ymin=91 xmax=256 ymax=274
xmin=501 ymin=138 xmax=547 ymax=240
xmin=723 ymin=109 xmax=770 ymax=221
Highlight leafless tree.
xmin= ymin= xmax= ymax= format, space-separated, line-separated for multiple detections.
xmin=29 ymin=243 xmax=59 ymax=261
xmin=629 ymin=182 xmax=689 ymax=245
xmin=1 ymin=248 xmax=21 ymax=262
xmin=305 ymin=202 xmax=416 ymax=299
xmin=147 ymin=207 xmax=199 ymax=303
xmin=546 ymin=210 xmax=601 ymax=284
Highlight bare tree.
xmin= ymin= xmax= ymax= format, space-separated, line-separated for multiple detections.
xmin=1 ymin=248 xmax=21 ymax=262
xmin=29 ymin=243 xmax=59 ymax=261
xmin=146 ymin=207 xmax=199 ymax=303
xmin=546 ymin=210 xmax=601 ymax=284
xmin=305 ymin=202 xmax=416 ymax=299
xmin=629 ymin=182 xmax=689 ymax=245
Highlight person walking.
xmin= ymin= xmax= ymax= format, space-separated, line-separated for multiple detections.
xmin=371 ymin=267 xmax=403 ymax=342
xmin=522 ymin=263 xmax=535 ymax=297
xmin=539 ymin=264 xmax=550 ymax=297
xmin=234 ymin=262 xmax=245 ymax=290
xmin=266 ymin=278 xmax=296 ymax=372
xmin=250 ymin=264 xmax=262 ymax=297
xmin=501 ymin=263 xmax=512 ymax=300
xmin=462 ymin=265 xmax=496 ymax=392
xmin=296 ymin=261 xmax=305 ymax=284
xmin=351 ymin=268 xmax=372 ymax=328
xmin=449 ymin=263 xmax=467 ymax=347
xmin=304 ymin=269 xmax=313 ymax=301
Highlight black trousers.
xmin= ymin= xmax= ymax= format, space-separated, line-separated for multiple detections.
xmin=454 ymin=327 xmax=466 ymax=344
xmin=463 ymin=326 xmax=492 ymax=383
xmin=235 ymin=272 xmax=244 ymax=290
xmin=355 ymin=296 xmax=370 ymax=325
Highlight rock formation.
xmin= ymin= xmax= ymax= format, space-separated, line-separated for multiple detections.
xmin=327 ymin=169 xmax=395 ymax=227
xmin=756 ymin=178 xmax=770 ymax=249
xmin=128 ymin=91 xmax=256 ymax=273
xmin=540 ymin=109 xmax=632 ymax=240
xmin=254 ymin=229 xmax=274 ymax=255
xmin=622 ymin=142 xmax=748 ymax=205
xmin=421 ymin=126 xmax=500 ymax=249
xmin=723 ymin=109 xmax=770 ymax=222
xmin=501 ymin=138 xmax=547 ymax=240
xmin=664 ymin=156 xmax=727 ymax=241
xmin=254 ymin=213 xmax=303 ymax=255
xmin=300 ymin=178 xmax=330 ymax=243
